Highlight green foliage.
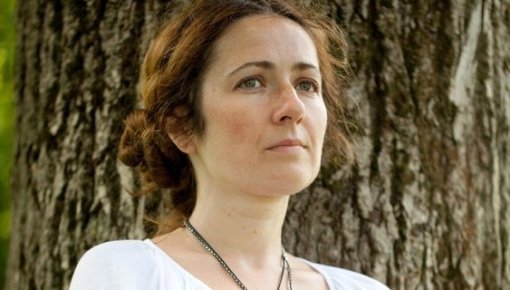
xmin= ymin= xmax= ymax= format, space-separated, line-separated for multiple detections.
xmin=0 ymin=0 xmax=16 ymax=288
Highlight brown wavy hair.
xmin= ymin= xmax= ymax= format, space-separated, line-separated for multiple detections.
xmin=118 ymin=0 xmax=353 ymax=236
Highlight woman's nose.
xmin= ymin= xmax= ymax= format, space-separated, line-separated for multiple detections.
xmin=271 ymin=84 xmax=305 ymax=125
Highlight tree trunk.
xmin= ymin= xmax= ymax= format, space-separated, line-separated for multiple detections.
xmin=7 ymin=0 xmax=510 ymax=289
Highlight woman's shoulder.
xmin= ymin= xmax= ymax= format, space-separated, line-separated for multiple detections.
xmin=69 ymin=239 xmax=184 ymax=290
xmin=73 ymin=240 xmax=157 ymax=270
xmin=78 ymin=239 xmax=148 ymax=256
xmin=303 ymin=259 xmax=391 ymax=290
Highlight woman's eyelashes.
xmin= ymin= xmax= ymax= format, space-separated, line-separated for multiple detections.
xmin=237 ymin=76 xmax=264 ymax=89
xmin=234 ymin=75 xmax=320 ymax=94
xmin=295 ymin=78 xmax=319 ymax=93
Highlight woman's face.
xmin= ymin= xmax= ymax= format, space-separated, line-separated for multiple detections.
xmin=188 ymin=15 xmax=327 ymax=197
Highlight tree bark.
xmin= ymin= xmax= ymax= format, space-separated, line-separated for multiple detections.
xmin=7 ymin=0 xmax=510 ymax=289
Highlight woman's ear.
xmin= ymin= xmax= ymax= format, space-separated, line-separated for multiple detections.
xmin=164 ymin=115 xmax=197 ymax=154
xmin=167 ymin=132 xmax=197 ymax=154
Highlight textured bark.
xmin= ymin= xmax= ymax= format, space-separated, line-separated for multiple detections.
xmin=7 ymin=1 xmax=147 ymax=289
xmin=7 ymin=0 xmax=510 ymax=290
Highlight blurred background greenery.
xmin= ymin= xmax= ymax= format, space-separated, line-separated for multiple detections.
xmin=0 ymin=0 xmax=15 ymax=289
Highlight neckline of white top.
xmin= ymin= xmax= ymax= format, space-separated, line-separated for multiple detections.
xmin=143 ymin=238 xmax=333 ymax=290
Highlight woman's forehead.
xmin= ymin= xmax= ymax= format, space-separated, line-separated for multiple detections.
xmin=207 ymin=14 xmax=320 ymax=72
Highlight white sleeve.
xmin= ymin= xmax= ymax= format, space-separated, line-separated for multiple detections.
xmin=69 ymin=242 xmax=140 ymax=290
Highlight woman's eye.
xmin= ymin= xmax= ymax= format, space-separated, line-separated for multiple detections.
xmin=296 ymin=80 xmax=318 ymax=92
xmin=238 ymin=78 xmax=262 ymax=88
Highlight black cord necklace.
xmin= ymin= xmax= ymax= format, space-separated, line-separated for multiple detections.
xmin=183 ymin=219 xmax=293 ymax=290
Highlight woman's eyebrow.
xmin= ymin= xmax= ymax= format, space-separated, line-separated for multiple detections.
xmin=226 ymin=61 xmax=274 ymax=77
xmin=226 ymin=61 xmax=319 ymax=77
xmin=293 ymin=62 xmax=319 ymax=72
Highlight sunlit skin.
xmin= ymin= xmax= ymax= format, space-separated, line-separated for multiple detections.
xmin=156 ymin=15 xmax=329 ymax=290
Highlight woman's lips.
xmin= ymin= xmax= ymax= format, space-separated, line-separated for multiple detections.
xmin=266 ymin=139 xmax=305 ymax=152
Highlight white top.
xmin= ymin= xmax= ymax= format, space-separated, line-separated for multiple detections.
xmin=70 ymin=240 xmax=390 ymax=290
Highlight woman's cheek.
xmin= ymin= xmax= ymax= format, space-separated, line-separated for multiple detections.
xmin=217 ymin=106 xmax=255 ymax=147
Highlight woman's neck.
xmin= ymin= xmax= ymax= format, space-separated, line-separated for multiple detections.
xmin=188 ymin=189 xmax=290 ymax=269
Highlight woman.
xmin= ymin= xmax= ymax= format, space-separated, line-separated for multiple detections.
xmin=70 ymin=0 xmax=390 ymax=289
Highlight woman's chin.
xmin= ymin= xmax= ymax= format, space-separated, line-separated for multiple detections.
xmin=254 ymin=175 xmax=315 ymax=197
